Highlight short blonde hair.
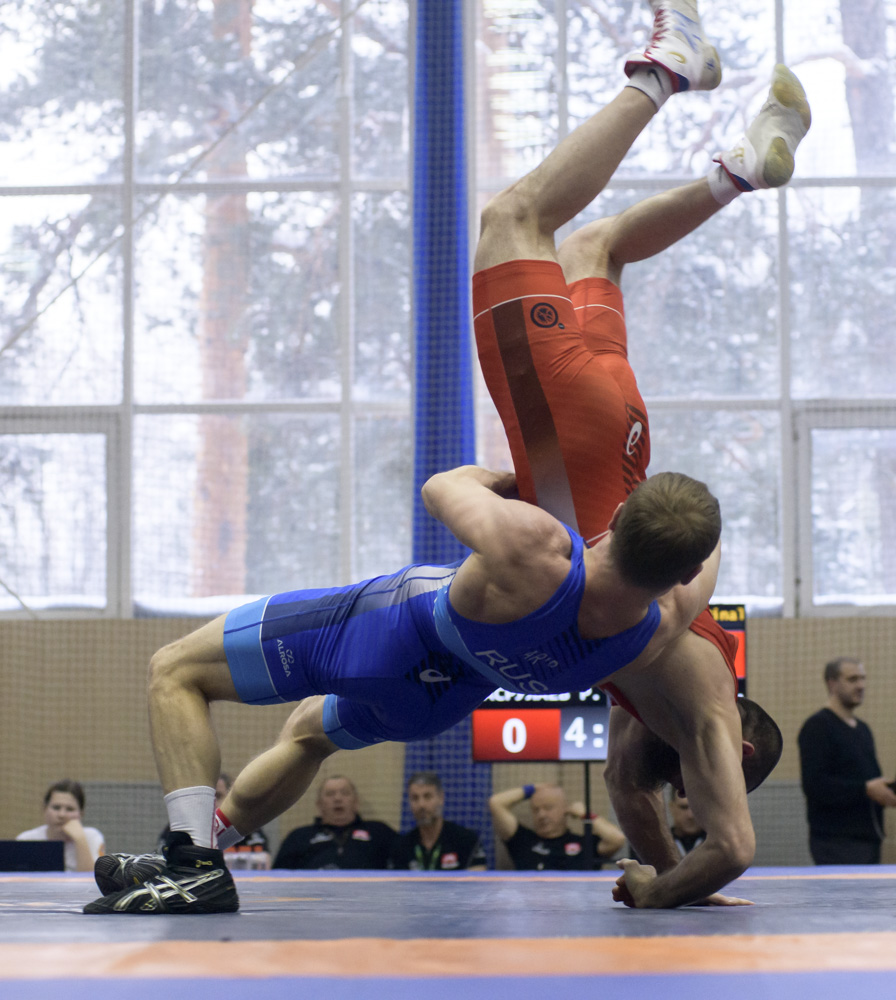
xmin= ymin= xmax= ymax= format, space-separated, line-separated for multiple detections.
xmin=610 ymin=472 xmax=721 ymax=592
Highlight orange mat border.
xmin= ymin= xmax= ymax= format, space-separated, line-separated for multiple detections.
xmin=2 ymin=933 xmax=896 ymax=980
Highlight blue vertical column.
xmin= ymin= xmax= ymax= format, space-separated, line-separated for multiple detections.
xmin=405 ymin=0 xmax=493 ymax=865
xmin=412 ymin=0 xmax=474 ymax=566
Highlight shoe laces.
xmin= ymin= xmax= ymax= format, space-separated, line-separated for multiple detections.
xmin=650 ymin=9 xmax=672 ymax=43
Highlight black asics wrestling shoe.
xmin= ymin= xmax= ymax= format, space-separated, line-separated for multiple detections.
xmin=94 ymin=851 xmax=167 ymax=895
xmin=83 ymin=833 xmax=239 ymax=914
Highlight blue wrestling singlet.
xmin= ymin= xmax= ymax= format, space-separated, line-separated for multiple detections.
xmin=433 ymin=529 xmax=660 ymax=695
xmin=222 ymin=526 xmax=661 ymax=750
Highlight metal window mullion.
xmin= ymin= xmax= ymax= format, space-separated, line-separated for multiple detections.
xmin=111 ymin=0 xmax=139 ymax=618
xmin=338 ymin=2 xmax=357 ymax=585
xmin=778 ymin=187 xmax=797 ymax=617
xmin=776 ymin=0 xmax=796 ymax=617
xmin=556 ymin=0 xmax=568 ymax=141
xmin=554 ymin=0 xmax=571 ymax=247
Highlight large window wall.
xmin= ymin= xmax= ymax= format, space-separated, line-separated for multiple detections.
xmin=0 ymin=0 xmax=412 ymax=615
xmin=1 ymin=0 xmax=894 ymax=618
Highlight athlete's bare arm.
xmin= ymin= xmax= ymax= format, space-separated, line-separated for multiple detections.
xmin=605 ymin=634 xmax=755 ymax=907
xmin=604 ymin=707 xmax=684 ymax=873
xmin=421 ymin=466 xmax=571 ymax=621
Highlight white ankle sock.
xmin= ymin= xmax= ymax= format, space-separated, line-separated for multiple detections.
xmin=707 ymin=163 xmax=743 ymax=205
xmin=213 ymin=808 xmax=245 ymax=850
xmin=626 ymin=66 xmax=673 ymax=110
xmin=164 ymin=786 xmax=216 ymax=849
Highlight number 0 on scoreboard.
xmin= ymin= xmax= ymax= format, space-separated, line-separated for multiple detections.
xmin=471 ymin=706 xmax=610 ymax=762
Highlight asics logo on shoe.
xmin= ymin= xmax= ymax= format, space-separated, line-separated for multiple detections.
xmin=194 ymin=859 xmax=214 ymax=867
xmin=113 ymin=869 xmax=226 ymax=912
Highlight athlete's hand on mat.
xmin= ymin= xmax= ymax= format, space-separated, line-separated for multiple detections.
xmin=612 ymin=858 xmax=656 ymax=907
xmin=688 ymin=891 xmax=753 ymax=907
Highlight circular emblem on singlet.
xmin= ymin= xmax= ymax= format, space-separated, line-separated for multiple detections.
xmin=530 ymin=302 xmax=559 ymax=328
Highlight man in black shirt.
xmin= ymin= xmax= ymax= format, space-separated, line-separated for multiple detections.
xmin=798 ymin=657 xmax=896 ymax=865
xmin=489 ymin=783 xmax=624 ymax=871
xmin=389 ymin=772 xmax=486 ymax=871
xmin=273 ymin=775 xmax=396 ymax=869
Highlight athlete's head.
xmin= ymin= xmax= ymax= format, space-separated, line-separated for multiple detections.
xmin=632 ymin=698 xmax=783 ymax=795
xmin=610 ymin=472 xmax=721 ymax=593
xmin=737 ymin=697 xmax=783 ymax=792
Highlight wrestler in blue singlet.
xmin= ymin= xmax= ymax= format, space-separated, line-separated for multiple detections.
xmin=223 ymin=526 xmax=660 ymax=750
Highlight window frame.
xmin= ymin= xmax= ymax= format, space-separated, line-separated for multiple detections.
xmin=0 ymin=0 xmax=413 ymax=617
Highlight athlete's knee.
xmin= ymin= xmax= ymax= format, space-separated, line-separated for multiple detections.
xmin=558 ymin=217 xmax=621 ymax=283
xmin=480 ymin=182 xmax=539 ymax=238
xmin=147 ymin=641 xmax=211 ymax=704
xmin=147 ymin=642 xmax=183 ymax=695
xmin=279 ymin=697 xmax=337 ymax=762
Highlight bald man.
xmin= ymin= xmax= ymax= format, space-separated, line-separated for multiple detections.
xmin=489 ymin=783 xmax=625 ymax=870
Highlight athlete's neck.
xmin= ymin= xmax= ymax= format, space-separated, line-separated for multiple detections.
xmin=579 ymin=538 xmax=657 ymax=639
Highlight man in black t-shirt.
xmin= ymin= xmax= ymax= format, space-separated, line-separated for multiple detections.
xmin=273 ymin=775 xmax=396 ymax=869
xmin=389 ymin=772 xmax=486 ymax=871
xmin=489 ymin=783 xmax=624 ymax=871
xmin=798 ymin=657 xmax=896 ymax=865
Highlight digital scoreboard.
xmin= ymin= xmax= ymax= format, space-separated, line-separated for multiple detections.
xmin=471 ymin=603 xmax=746 ymax=762
xmin=472 ymin=689 xmax=610 ymax=763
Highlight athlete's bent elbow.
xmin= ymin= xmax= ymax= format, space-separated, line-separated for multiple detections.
xmin=720 ymin=826 xmax=756 ymax=876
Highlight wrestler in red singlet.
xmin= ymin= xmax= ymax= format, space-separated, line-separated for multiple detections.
xmin=472 ymin=258 xmax=738 ymax=714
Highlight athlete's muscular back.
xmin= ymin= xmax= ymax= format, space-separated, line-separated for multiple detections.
xmin=422 ymin=465 xmax=719 ymax=655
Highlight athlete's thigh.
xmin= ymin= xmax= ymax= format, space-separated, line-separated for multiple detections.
xmin=473 ymin=260 xmax=647 ymax=538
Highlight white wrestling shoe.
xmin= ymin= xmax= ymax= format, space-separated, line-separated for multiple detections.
xmin=714 ymin=64 xmax=812 ymax=190
xmin=625 ymin=0 xmax=721 ymax=93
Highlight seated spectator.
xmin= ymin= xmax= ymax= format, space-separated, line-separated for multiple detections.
xmin=489 ymin=783 xmax=624 ymax=871
xmin=159 ymin=774 xmax=271 ymax=869
xmin=273 ymin=775 xmax=396 ymax=869
xmin=389 ymin=772 xmax=486 ymax=871
xmin=17 ymin=779 xmax=105 ymax=872
xmin=668 ymin=790 xmax=706 ymax=856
